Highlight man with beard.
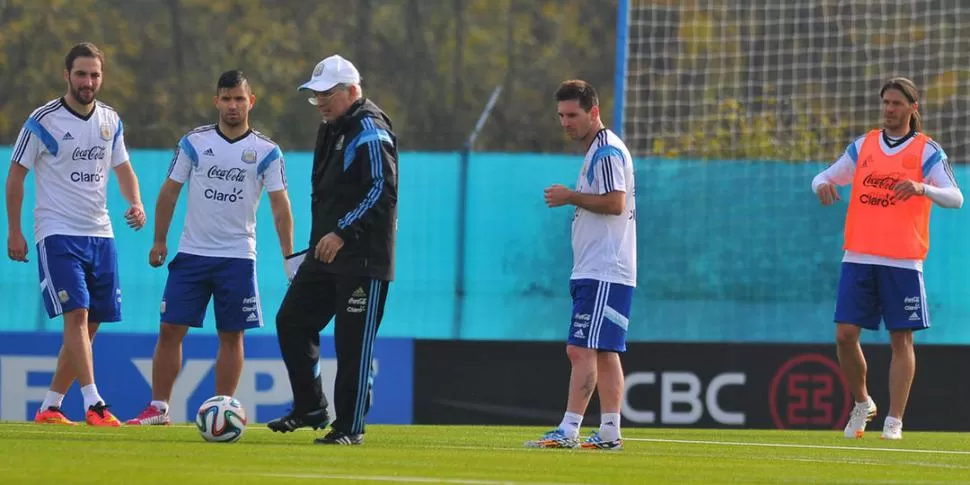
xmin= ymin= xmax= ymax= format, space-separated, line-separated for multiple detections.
xmin=6 ymin=42 xmax=146 ymax=426
xmin=125 ymin=70 xmax=294 ymax=425
xmin=813 ymin=77 xmax=963 ymax=440
xmin=527 ymin=80 xmax=636 ymax=451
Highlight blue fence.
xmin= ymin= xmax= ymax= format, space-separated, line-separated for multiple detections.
xmin=2 ymin=147 xmax=969 ymax=344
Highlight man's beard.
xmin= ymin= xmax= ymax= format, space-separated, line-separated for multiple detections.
xmin=70 ymin=83 xmax=96 ymax=105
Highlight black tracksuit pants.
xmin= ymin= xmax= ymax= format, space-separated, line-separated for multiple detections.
xmin=276 ymin=262 xmax=389 ymax=435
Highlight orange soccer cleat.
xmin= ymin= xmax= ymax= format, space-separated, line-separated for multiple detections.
xmin=85 ymin=402 xmax=122 ymax=427
xmin=34 ymin=406 xmax=77 ymax=425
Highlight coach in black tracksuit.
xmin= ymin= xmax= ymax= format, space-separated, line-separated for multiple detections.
xmin=268 ymin=55 xmax=398 ymax=445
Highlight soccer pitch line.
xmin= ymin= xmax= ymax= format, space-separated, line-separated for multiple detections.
xmin=3 ymin=423 xmax=968 ymax=458
xmin=627 ymin=437 xmax=970 ymax=456
xmin=257 ymin=472 xmax=587 ymax=485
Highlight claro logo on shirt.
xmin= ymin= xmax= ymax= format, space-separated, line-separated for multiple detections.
xmin=204 ymin=187 xmax=244 ymax=203
xmin=70 ymin=166 xmax=104 ymax=184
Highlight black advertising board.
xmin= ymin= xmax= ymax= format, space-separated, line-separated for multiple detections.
xmin=413 ymin=340 xmax=969 ymax=431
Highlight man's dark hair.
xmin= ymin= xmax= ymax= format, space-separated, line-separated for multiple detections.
xmin=880 ymin=77 xmax=921 ymax=133
xmin=65 ymin=42 xmax=104 ymax=72
xmin=555 ymin=80 xmax=599 ymax=112
xmin=217 ymin=69 xmax=249 ymax=93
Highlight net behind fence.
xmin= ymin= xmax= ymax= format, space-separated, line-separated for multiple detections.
xmin=622 ymin=0 xmax=970 ymax=163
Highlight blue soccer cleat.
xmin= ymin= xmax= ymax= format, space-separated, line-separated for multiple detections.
xmin=523 ymin=428 xmax=579 ymax=449
xmin=580 ymin=431 xmax=623 ymax=450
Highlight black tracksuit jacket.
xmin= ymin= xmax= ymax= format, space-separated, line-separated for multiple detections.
xmin=307 ymin=98 xmax=398 ymax=281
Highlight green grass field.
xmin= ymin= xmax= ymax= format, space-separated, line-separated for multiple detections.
xmin=1 ymin=423 xmax=968 ymax=484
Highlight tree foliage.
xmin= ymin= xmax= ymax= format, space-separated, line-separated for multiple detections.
xmin=0 ymin=0 xmax=618 ymax=153
xmin=7 ymin=1 xmax=960 ymax=162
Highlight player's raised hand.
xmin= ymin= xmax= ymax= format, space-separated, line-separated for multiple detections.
xmin=544 ymin=184 xmax=573 ymax=208
xmin=892 ymin=179 xmax=925 ymax=202
xmin=816 ymin=183 xmax=840 ymax=206
xmin=125 ymin=203 xmax=146 ymax=230
xmin=149 ymin=242 xmax=168 ymax=267
xmin=6 ymin=231 xmax=28 ymax=262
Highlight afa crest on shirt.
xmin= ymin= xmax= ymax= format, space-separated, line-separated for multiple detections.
xmin=99 ymin=123 xmax=113 ymax=142
xmin=241 ymin=149 xmax=257 ymax=164
xmin=902 ymin=153 xmax=920 ymax=170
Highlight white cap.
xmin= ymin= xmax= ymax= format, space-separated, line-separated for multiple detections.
xmin=298 ymin=55 xmax=360 ymax=104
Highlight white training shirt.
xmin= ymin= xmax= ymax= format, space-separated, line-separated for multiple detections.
xmin=570 ymin=128 xmax=638 ymax=287
xmin=167 ymin=125 xmax=286 ymax=260
xmin=11 ymin=98 xmax=129 ymax=242
xmin=812 ymin=131 xmax=963 ymax=271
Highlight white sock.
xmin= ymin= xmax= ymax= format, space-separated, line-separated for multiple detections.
xmin=80 ymin=384 xmax=104 ymax=410
xmin=885 ymin=416 xmax=902 ymax=428
xmin=40 ymin=391 xmax=65 ymax=410
xmin=599 ymin=412 xmax=621 ymax=441
xmin=150 ymin=400 xmax=169 ymax=413
xmin=559 ymin=412 xmax=583 ymax=438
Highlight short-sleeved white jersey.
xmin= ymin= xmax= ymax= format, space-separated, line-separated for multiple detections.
xmin=12 ymin=98 xmax=130 ymax=241
xmin=167 ymin=125 xmax=286 ymax=260
xmin=571 ymin=128 xmax=637 ymax=286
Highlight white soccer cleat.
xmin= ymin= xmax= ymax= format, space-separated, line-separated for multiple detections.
xmin=880 ymin=417 xmax=903 ymax=440
xmin=843 ymin=397 xmax=877 ymax=439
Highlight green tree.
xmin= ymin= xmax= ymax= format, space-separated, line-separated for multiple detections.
xmin=0 ymin=0 xmax=618 ymax=153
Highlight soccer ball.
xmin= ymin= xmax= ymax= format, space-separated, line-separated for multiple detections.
xmin=195 ymin=395 xmax=247 ymax=443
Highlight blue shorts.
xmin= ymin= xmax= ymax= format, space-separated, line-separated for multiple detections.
xmin=568 ymin=279 xmax=633 ymax=352
xmin=161 ymin=253 xmax=262 ymax=331
xmin=834 ymin=262 xmax=930 ymax=331
xmin=36 ymin=235 xmax=121 ymax=322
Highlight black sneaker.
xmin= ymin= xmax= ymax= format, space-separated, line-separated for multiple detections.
xmin=266 ymin=408 xmax=330 ymax=433
xmin=314 ymin=429 xmax=363 ymax=445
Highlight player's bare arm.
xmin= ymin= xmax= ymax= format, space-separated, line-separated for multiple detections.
xmin=5 ymin=163 xmax=29 ymax=262
xmin=113 ymin=161 xmax=146 ymax=230
xmin=149 ymin=178 xmax=184 ymax=267
xmin=268 ymin=189 xmax=295 ymax=266
xmin=545 ymin=184 xmax=625 ymax=215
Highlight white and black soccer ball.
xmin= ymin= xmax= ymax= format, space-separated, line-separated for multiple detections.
xmin=196 ymin=395 xmax=247 ymax=443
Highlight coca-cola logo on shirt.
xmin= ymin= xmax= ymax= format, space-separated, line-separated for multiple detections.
xmin=206 ymin=165 xmax=247 ymax=182
xmin=862 ymin=172 xmax=904 ymax=190
xmin=72 ymin=146 xmax=106 ymax=161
